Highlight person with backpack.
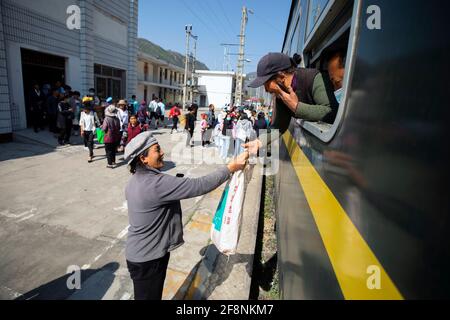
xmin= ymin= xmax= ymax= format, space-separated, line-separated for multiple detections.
xmin=155 ymin=98 xmax=166 ymax=128
xmin=102 ymin=105 xmax=122 ymax=169
xmin=137 ymin=100 xmax=149 ymax=125
xmin=148 ymin=97 xmax=159 ymax=128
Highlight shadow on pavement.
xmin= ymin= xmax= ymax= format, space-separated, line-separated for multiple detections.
xmin=1 ymin=128 xmax=86 ymax=162
xmin=173 ymin=245 xmax=253 ymax=300
xmin=15 ymin=262 xmax=119 ymax=300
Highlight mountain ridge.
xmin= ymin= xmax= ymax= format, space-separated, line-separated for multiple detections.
xmin=138 ymin=38 xmax=209 ymax=71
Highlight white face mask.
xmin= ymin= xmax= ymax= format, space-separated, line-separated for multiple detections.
xmin=334 ymin=88 xmax=343 ymax=104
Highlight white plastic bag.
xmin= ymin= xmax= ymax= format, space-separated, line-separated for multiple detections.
xmin=211 ymin=171 xmax=245 ymax=255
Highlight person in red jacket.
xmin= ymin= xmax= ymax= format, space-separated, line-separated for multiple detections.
xmin=168 ymin=103 xmax=181 ymax=134
xmin=127 ymin=115 xmax=148 ymax=144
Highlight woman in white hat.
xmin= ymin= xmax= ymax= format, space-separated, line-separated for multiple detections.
xmin=123 ymin=132 xmax=249 ymax=300
xmin=101 ymin=105 xmax=121 ymax=168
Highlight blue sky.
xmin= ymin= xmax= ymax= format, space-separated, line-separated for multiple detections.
xmin=138 ymin=0 xmax=292 ymax=73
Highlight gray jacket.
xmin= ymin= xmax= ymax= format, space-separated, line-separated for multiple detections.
xmin=125 ymin=165 xmax=231 ymax=263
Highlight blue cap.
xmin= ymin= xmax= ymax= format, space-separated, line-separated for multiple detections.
xmin=106 ymin=97 xmax=113 ymax=103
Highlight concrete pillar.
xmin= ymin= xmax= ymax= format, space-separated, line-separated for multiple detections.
xmin=79 ymin=0 xmax=95 ymax=96
xmin=127 ymin=0 xmax=138 ymax=98
xmin=0 ymin=1 xmax=13 ymax=139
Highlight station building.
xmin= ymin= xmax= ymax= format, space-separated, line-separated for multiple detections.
xmin=0 ymin=0 xmax=138 ymax=141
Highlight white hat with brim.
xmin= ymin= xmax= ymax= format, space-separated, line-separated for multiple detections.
xmin=105 ymin=105 xmax=118 ymax=117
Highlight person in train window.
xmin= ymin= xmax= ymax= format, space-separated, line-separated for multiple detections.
xmin=327 ymin=50 xmax=346 ymax=104
xmin=247 ymin=52 xmax=338 ymax=132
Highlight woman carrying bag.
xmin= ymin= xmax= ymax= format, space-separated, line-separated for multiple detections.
xmin=123 ymin=132 xmax=249 ymax=300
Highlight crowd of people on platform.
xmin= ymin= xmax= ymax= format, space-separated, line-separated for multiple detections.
xmin=27 ymin=78 xmax=275 ymax=168
xmin=183 ymin=103 xmax=272 ymax=161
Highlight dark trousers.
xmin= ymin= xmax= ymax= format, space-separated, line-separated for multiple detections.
xmin=59 ymin=120 xmax=73 ymax=143
xmin=105 ymin=142 xmax=118 ymax=165
xmin=204 ymin=128 xmax=212 ymax=145
xmin=83 ymin=131 xmax=94 ymax=157
xmin=127 ymin=253 xmax=170 ymax=300
xmin=48 ymin=114 xmax=57 ymax=133
xmin=186 ymin=129 xmax=194 ymax=147
xmin=31 ymin=109 xmax=44 ymax=131
xmin=171 ymin=117 xmax=179 ymax=132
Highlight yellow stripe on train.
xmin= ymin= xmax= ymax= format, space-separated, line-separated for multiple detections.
xmin=283 ymin=131 xmax=403 ymax=300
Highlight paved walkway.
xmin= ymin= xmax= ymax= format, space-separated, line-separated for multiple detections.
xmin=0 ymin=110 xmax=262 ymax=300
xmin=0 ymin=123 xmax=228 ymax=300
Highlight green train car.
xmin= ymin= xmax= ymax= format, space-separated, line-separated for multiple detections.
xmin=275 ymin=0 xmax=450 ymax=299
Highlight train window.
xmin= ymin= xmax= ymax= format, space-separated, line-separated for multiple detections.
xmin=306 ymin=0 xmax=331 ymax=36
xmin=297 ymin=0 xmax=361 ymax=143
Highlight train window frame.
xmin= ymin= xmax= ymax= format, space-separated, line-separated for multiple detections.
xmin=297 ymin=0 xmax=362 ymax=143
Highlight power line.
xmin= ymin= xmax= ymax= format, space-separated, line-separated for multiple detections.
xmin=216 ymin=0 xmax=235 ymax=33
xmin=192 ymin=0 xmax=229 ymax=42
xmin=253 ymin=12 xmax=283 ymax=33
xmin=178 ymin=0 xmax=223 ymax=41
xmin=202 ymin=0 xmax=235 ymax=42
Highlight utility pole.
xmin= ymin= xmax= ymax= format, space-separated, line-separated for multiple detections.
xmin=183 ymin=25 xmax=192 ymax=111
xmin=220 ymin=43 xmax=239 ymax=72
xmin=190 ymin=35 xmax=198 ymax=104
xmin=235 ymin=6 xmax=253 ymax=106
xmin=223 ymin=46 xmax=229 ymax=71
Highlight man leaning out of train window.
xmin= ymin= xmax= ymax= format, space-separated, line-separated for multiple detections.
xmin=244 ymin=51 xmax=344 ymax=154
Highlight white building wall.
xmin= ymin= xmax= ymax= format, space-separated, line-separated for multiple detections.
xmin=137 ymin=61 xmax=145 ymax=81
xmin=0 ymin=0 xmax=138 ymax=134
xmin=92 ymin=0 xmax=138 ymax=98
xmin=196 ymin=71 xmax=234 ymax=109
xmin=93 ymin=9 xmax=127 ymax=47
xmin=2 ymin=0 xmax=82 ymax=130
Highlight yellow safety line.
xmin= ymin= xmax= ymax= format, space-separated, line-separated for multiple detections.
xmin=283 ymin=131 xmax=403 ymax=300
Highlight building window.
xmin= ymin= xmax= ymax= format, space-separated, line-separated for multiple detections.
xmin=94 ymin=64 xmax=125 ymax=100
xmin=144 ymin=63 xmax=148 ymax=81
